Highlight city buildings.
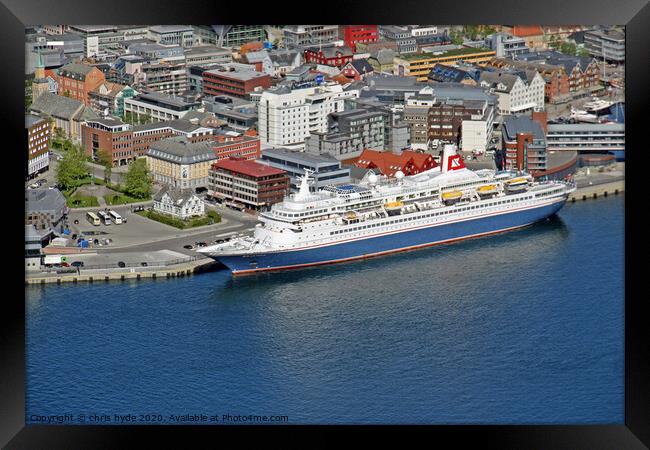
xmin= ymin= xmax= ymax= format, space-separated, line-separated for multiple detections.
xmin=146 ymin=136 xmax=217 ymax=190
xmin=203 ymin=96 xmax=258 ymax=130
xmin=352 ymin=149 xmax=438 ymax=177
xmin=427 ymin=99 xmax=495 ymax=151
xmin=208 ymin=158 xmax=290 ymax=210
xmin=283 ymin=25 xmax=340 ymax=47
xmin=341 ymin=59 xmax=375 ymax=80
xmin=486 ymin=57 xmax=569 ymax=103
xmin=147 ymin=25 xmax=194 ymax=47
xmin=51 ymin=63 xmax=106 ymax=105
xmin=303 ymin=46 xmax=354 ymax=68
xmin=258 ymin=83 xmax=355 ymax=148
xmin=478 ymin=70 xmax=545 ymax=115
xmin=501 ymin=25 xmax=546 ymax=50
xmin=502 ymin=114 xmax=548 ymax=172
xmin=25 ymin=188 xmax=68 ymax=234
xmin=88 ymin=81 xmax=137 ymax=117
xmin=393 ymin=47 xmax=497 ymax=81
xmin=211 ymin=131 xmax=261 ymax=161
xmin=342 ymin=25 xmax=378 ymax=52
xmin=153 ymin=186 xmax=205 ymax=219
xmin=584 ymin=27 xmax=625 ymax=63
xmin=546 ymin=122 xmax=625 ymax=153
xmin=25 ymin=114 xmax=50 ymax=180
xmin=184 ymin=45 xmax=233 ymax=66
xmin=193 ymin=25 xmax=266 ymax=48
xmin=305 ymin=108 xmax=386 ymax=160
xmin=124 ymin=91 xmax=201 ymax=123
xmin=260 ymin=147 xmax=351 ymax=189
xmin=202 ymin=67 xmax=272 ymax=98
xmin=427 ymin=64 xmax=477 ymax=84
xmin=29 ymin=92 xmax=99 ymax=142
xmin=81 ymin=117 xmax=134 ymax=165
xmin=485 ymin=33 xmax=530 ymax=58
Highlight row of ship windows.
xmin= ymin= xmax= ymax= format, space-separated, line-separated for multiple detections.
xmin=330 ymin=196 xmax=537 ymax=235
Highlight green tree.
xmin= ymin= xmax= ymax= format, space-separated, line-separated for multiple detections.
xmin=560 ymin=42 xmax=577 ymax=56
xmin=96 ymin=149 xmax=113 ymax=183
xmin=123 ymin=158 xmax=152 ymax=199
xmin=25 ymin=79 xmax=33 ymax=109
xmin=56 ymin=144 xmax=88 ymax=191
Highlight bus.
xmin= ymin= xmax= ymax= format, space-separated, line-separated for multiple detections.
xmin=97 ymin=211 xmax=112 ymax=225
xmin=86 ymin=211 xmax=101 ymax=226
xmin=108 ymin=210 xmax=122 ymax=224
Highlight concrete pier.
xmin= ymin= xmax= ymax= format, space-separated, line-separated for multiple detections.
xmin=568 ymin=180 xmax=624 ymax=202
xmin=26 ymin=258 xmax=223 ymax=285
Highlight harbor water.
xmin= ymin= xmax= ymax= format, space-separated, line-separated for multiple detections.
xmin=26 ymin=195 xmax=624 ymax=424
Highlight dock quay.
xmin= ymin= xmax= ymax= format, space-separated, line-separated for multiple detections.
xmin=26 ymin=257 xmax=223 ymax=285
xmin=569 ymin=180 xmax=624 ymax=202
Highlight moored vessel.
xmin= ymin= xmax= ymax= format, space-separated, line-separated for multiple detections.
xmin=199 ymin=144 xmax=575 ymax=275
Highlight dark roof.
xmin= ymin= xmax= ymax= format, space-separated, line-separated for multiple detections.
xmin=349 ymin=59 xmax=374 ymax=74
xmin=146 ymin=136 xmax=215 ymax=164
xmin=503 ymin=115 xmax=546 ymax=141
xmin=57 ymin=63 xmax=97 ymax=80
xmin=25 ymin=188 xmax=67 ymax=213
xmin=29 ymin=92 xmax=99 ymax=121
xmin=25 ymin=113 xmax=46 ymax=129
xmin=428 ymin=64 xmax=472 ymax=83
xmin=153 ymin=185 xmax=198 ymax=204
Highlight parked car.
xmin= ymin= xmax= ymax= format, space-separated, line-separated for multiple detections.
xmin=196 ymin=242 xmax=207 ymax=247
xmin=73 ymin=219 xmax=79 ymax=224
xmin=71 ymin=261 xmax=84 ymax=268
xmin=93 ymin=239 xmax=100 ymax=245
xmin=117 ymin=261 xmax=126 ymax=268
xmin=141 ymin=262 xmax=148 ymax=267
xmin=183 ymin=244 xmax=194 ymax=250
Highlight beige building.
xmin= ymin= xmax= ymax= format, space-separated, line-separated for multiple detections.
xmin=145 ymin=136 xmax=216 ymax=190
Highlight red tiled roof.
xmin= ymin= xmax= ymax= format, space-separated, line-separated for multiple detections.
xmin=213 ymin=158 xmax=286 ymax=178
xmin=353 ymin=149 xmax=437 ymax=177
xmin=512 ymin=25 xmax=544 ymax=37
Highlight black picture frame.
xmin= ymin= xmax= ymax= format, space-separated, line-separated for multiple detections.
xmin=3 ymin=0 xmax=648 ymax=447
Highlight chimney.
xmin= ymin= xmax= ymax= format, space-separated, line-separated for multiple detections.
xmin=531 ymin=109 xmax=548 ymax=134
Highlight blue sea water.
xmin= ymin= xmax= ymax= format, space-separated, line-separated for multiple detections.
xmin=25 ymin=196 xmax=624 ymax=425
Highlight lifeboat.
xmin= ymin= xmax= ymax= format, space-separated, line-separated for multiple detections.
xmin=504 ymin=177 xmax=529 ymax=192
xmin=384 ymin=201 xmax=404 ymax=216
xmin=477 ymin=184 xmax=497 ymax=195
xmin=384 ymin=201 xmax=403 ymax=209
xmin=504 ymin=177 xmax=528 ymax=186
xmin=344 ymin=211 xmax=357 ymax=220
xmin=441 ymin=190 xmax=463 ymax=201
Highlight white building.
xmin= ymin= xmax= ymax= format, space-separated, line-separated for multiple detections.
xmin=153 ymin=186 xmax=205 ymax=219
xmin=258 ymin=83 xmax=358 ymax=148
xmin=460 ymin=99 xmax=496 ymax=153
xmin=479 ymin=70 xmax=545 ymax=115
xmin=148 ymin=25 xmax=194 ymax=48
xmin=124 ymin=91 xmax=201 ymax=123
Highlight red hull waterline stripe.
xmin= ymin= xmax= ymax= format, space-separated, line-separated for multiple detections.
xmin=231 ymin=221 xmax=534 ymax=276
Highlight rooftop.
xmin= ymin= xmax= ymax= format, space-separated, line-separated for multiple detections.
xmin=399 ymin=46 xmax=494 ymax=61
xmin=213 ymin=158 xmax=287 ymax=178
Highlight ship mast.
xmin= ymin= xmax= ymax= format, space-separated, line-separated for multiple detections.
xmin=294 ymin=168 xmax=314 ymax=201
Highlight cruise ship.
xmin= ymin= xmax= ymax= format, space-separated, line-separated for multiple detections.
xmin=199 ymin=144 xmax=576 ymax=275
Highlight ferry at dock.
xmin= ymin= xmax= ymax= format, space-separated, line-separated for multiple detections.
xmin=198 ymin=144 xmax=576 ymax=275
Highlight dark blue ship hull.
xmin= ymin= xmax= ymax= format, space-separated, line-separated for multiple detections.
xmin=216 ymin=199 xmax=566 ymax=275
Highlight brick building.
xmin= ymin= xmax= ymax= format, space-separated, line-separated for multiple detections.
xmin=502 ymin=115 xmax=548 ymax=172
xmin=81 ymin=118 xmax=134 ymax=166
xmin=53 ymin=63 xmax=105 ymax=106
xmin=26 ymin=114 xmax=50 ymax=180
xmin=211 ymin=131 xmax=260 ymax=161
xmin=202 ymin=68 xmax=271 ymax=98
xmin=208 ymin=158 xmax=290 ymax=210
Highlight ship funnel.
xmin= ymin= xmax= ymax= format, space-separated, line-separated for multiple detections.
xmin=440 ymin=144 xmax=465 ymax=173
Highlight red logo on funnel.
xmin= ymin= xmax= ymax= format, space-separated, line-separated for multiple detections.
xmin=447 ymin=154 xmax=465 ymax=171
